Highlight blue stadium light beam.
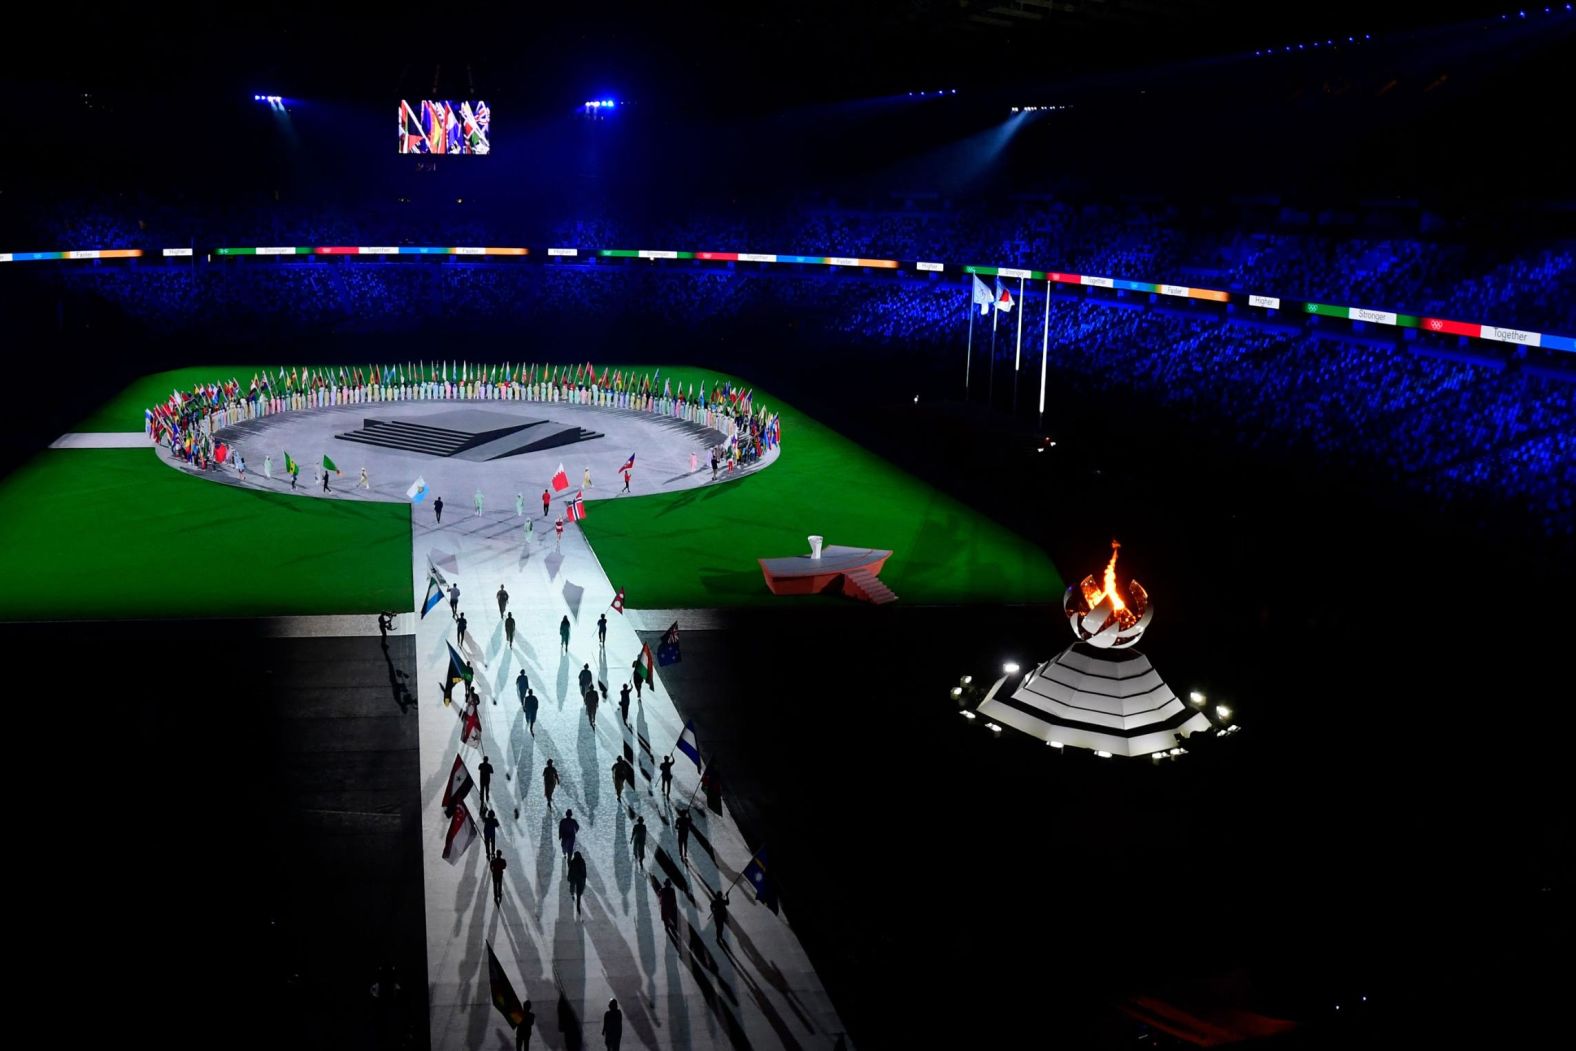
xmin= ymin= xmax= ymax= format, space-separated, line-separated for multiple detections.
xmin=898 ymin=110 xmax=1030 ymax=194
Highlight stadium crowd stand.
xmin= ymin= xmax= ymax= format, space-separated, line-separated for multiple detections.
xmin=10 ymin=196 xmax=1574 ymax=535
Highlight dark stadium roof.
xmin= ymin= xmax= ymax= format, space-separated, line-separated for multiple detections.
xmin=28 ymin=2 xmax=1513 ymax=113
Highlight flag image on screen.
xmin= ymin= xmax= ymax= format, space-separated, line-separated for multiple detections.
xmin=399 ymin=100 xmax=490 ymax=155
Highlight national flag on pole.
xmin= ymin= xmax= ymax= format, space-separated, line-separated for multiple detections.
xmin=284 ymin=452 xmax=298 ymax=476
xmin=641 ymin=643 xmax=656 ymax=692
xmin=421 ymin=572 xmax=446 ymax=619
xmin=675 ymin=720 xmax=701 ymax=766
xmin=972 ymin=275 xmax=995 ymax=315
xmin=550 ymin=464 xmax=570 ymax=492
xmin=427 ymin=557 xmax=449 ymax=590
xmin=460 ymin=701 xmax=482 ymax=748
xmin=322 ymin=454 xmax=340 ymax=475
xmin=610 ymin=588 xmax=625 ymax=614
xmin=657 ymin=621 xmax=681 ymax=666
xmin=441 ymin=754 xmax=475 ymax=811
xmin=742 ymin=848 xmax=779 ymax=913
xmin=994 ymin=277 xmax=1015 ymax=313
xmin=487 ymin=942 xmax=528 ymax=1029
xmin=443 ymin=801 xmax=478 ymax=864
xmin=214 ymin=444 xmax=228 ymax=464
xmin=407 ymin=476 xmax=429 ymax=502
xmin=446 ymin=642 xmax=473 ymax=698
xmin=619 ymin=452 xmax=636 ymax=473
xmin=700 ymin=761 xmax=723 ymax=815
xmin=567 ymin=497 xmax=586 ymax=522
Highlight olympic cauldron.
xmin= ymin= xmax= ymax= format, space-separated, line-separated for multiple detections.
xmin=975 ymin=541 xmax=1209 ymax=757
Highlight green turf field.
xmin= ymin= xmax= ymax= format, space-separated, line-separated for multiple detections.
xmin=581 ymin=366 xmax=1063 ymax=607
xmin=6 ymin=363 xmax=1058 ymax=619
xmin=0 ymin=449 xmax=411 ymax=620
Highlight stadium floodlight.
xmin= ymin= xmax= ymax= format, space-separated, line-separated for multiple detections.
xmin=1003 ymin=662 xmax=1020 ymax=674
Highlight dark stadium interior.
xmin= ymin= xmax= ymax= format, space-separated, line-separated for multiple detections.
xmin=3 ymin=3 xmax=1572 ymax=1049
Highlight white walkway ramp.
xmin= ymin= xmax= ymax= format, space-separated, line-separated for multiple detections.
xmin=50 ymin=431 xmax=152 ymax=449
xmin=413 ymin=501 xmax=847 ymax=1050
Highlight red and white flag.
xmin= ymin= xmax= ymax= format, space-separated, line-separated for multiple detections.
xmin=610 ymin=588 xmax=625 ymax=613
xmin=567 ymin=497 xmax=586 ymax=522
xmin=460 ymin=700 xmax=482 ymax=748
xmin=443 ymin=801 xmax=478 ymax=864
xmin=550 ymin=464 xmax=570 ymax=492
xmin=441 ymin=754 xmax=475 ymax=810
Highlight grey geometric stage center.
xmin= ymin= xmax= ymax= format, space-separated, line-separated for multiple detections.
xmin=336 ymin=408 xmax=604 ymax=461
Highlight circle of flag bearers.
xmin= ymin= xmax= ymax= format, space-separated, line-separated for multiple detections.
xmin=145 ymin=362 xmax=783 ymax=482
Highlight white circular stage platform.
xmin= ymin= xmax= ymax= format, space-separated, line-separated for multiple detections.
xmin=159 ymin=399 xmax=776 ymax=505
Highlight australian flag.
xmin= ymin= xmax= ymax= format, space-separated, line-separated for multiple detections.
xmin=657 ymin=621 xmax=681 ymax=666
xmin=742 ymin=849 xmax=779 ymax=914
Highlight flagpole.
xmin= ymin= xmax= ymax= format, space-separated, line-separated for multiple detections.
xmin=684 ymin=756 xmax=710 ymax=811
xmin=988 ymin=292 xmax=998 ymax=407
xmin=1039 ymin=279 xmax=1051 ymax=430
xmin=1013 ymin=275 xmax=1025 ymax=414
xmin=964 ymin=282 xmax=975 ymax=402
xmin=723 ymin=847 xmax=757 ymax=897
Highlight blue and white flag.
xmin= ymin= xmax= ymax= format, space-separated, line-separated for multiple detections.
xmin=676 ymin=721 xmax=702 ymax=767
xmin=407 ymin=476 xmax=429 ymax=502
xmin=971 ymin=275 xmax=995 ymax=315
xmin=742 ymin=848 xmax=779 ymax=914
xmin=421 ymin=571 xmax=446 ymax=619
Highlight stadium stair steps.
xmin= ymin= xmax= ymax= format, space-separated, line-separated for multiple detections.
xmin=841 ymin=567 xmax=898 ymax=605
xmin=335 ymin=419 xmax=476 ymax=457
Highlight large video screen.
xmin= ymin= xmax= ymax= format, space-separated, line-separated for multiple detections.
xmin=398 ymin=100 xmax=490 ymax=155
